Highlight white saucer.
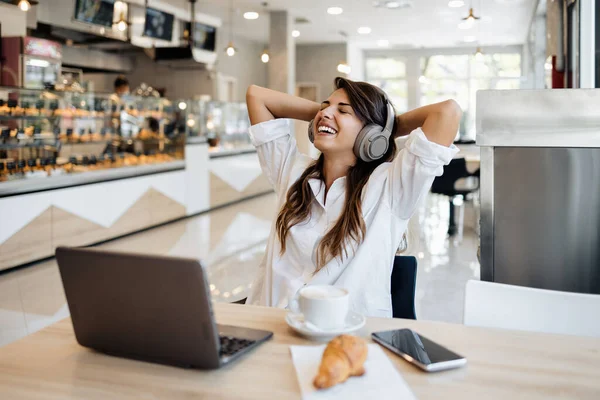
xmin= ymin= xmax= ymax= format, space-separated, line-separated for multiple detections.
xmin=285 ymin=311 xmax=366 ymax=339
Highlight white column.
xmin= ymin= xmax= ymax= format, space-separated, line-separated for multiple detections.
xmin=579 ymin=0 xmax=596 ymax=88
xmin=268 ymin=11 xmax=295 ymax=94
xmin=347 ymin=40 xmax=365 ymax=81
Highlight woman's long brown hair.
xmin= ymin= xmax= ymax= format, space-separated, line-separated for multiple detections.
xmin=276 ymin=77 xmax=398 ymax=272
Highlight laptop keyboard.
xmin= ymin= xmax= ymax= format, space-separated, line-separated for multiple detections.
xmin=219 ymin=335 xmax=256 ymax=357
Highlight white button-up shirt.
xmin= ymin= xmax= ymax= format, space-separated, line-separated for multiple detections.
xmin=246 ymin=119 xmax=458 ymax=317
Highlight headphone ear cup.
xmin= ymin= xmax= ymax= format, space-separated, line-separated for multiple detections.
xmin=367 ymin=135 xmax=389 ymax=160
xmin=354 ymin=124 xmax=383 ymax=162
xmin=308 ymin=119 xmax=315 ymax=143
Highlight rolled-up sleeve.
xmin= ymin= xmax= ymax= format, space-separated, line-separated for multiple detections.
xmin=248 ymin=119 xmax=298 ymax=195
xmin=388 ymin=128 xmax=459 ymax=219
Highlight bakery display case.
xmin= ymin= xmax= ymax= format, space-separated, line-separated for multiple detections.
xmin=0 ymin=86 xmax=185 ymax=189
xmin=0 ymin=87 xmax=190 ymax=271
xmin=185 ymin=100 xmax=254 ymax=157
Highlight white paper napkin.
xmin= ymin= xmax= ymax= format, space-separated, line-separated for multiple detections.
xmin=290 ymin=344 xmax=417 ymax=400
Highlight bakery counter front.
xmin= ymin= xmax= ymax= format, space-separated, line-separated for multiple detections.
xmin=207 ymin=145 xmax=271 ymax=209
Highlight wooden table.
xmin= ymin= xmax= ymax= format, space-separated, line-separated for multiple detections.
xmin=1 ymin=303 xmax=599 ymax=399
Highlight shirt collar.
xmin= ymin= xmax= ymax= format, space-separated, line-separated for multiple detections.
xmin=309 ymin=177 xmax=346 ymax=208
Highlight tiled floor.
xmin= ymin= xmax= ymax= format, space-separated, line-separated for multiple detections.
xmin=0 ymin=192 xmax=479 ymax=347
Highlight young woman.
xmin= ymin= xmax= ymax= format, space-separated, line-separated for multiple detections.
xmin=245 ymin=77 xmax=460 ymax=317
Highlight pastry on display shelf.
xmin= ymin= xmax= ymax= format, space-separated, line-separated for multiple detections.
xmin=25 ymin=105 xmax=39 ymax=116
xmin=12 ymin=106 xmax=25 ymax=116
xmin=91 ymin=131 xmax=103 ymax=142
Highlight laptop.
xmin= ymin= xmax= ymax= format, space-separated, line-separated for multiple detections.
xmin=55 ymin=247 xmax=273 ymax=369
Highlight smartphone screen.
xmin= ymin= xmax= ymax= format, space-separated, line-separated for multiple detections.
xmin=372 ymin=329 xmax=466 ymax=371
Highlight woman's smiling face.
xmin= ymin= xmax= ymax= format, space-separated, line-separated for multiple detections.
xmin=313 ymin=88 xmax=364 ymax=158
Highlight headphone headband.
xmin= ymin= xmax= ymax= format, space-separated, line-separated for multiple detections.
xmin=380 ymin=91 xmax=395 ymax=140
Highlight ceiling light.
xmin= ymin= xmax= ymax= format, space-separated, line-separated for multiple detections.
xmin=544 ymin=62 xmax=553 ymax=71
xmin=113 ymin=12 xmax=129 ymax=32
xmin=243 ymin=11 xmax=259 ymax=20
xmin=292 ymin=30 xmax=300 ymax=38
xmin=377 ymin=39 xmax=390 ymax=47
xmin=463 ymin=36 xmax=476 ymax=42
xmin=178 ymin=102 xmax=187 ymax=110
xmin=186 ymin=118 xmax=196 ymax=127
xmin=225 ymin=0 xmax=236 ymax=57
xmin=448 ymin=0 xmax=464 ymax=7
xmin=117 ymin=19 xmax=128 ymax=32
xmin=225 ymin=42 xmax=236 ymax=56
xmin=357 ymin=27 xmax=372 ymax=34
xmin=373 ymin=1 xmax=412 ymax=9
xmin=261 ymin=49 xmax=270 ymax=63
xmin=337 ymin=62 xmax=351 ymax=74
xmin=462 ymin=7 xmax=480 ymax=23
xmin=18 ymin=0 xmax=30 ymax=11
xmin=327 ymin=7 xmax=343 ymax=15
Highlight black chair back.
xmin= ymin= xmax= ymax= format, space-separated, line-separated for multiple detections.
xmin=430 ymin=158 xmax=472 ymax=196
xmin=391 ymin=255 xmax=417 ymax=319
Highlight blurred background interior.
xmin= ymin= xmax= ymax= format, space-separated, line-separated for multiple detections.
xmin=0 ymin=0 xmax=598 ymax=346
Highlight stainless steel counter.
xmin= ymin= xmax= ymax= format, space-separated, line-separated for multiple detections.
xmin=477 ymin=89 xmax=600 ymax=295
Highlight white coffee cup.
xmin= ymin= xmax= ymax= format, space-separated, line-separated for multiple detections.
xmin=290 ymin=285 xmax=349 ymax=331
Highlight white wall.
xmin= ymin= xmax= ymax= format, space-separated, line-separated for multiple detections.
xmin=296 ymin=43 xmax=348 ymax=101
xmin=215 ymin=34 xmax=268 ymax=101
xmin=0 ymin=3 xmax=27 ymax=37
xmin=85 ymin=34 xmax=267 ymax=100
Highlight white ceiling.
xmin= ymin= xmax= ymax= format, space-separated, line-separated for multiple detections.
xmin=144 ymin=0 xmax=538 ymax=49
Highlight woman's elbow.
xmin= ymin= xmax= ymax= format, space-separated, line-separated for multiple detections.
xmin=441 ymin=99 xmax=463 ymax=122
xmin=441 ymin=100 xmax=462 ymax=126
xmin=246 ymin=85 xmax=259 ymax=102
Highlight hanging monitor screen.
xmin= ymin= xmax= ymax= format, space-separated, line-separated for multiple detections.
xmin=73 ymin=0 xmax=115 ymax=28
xmin=144 ymin=8 xmax=174 ymax=41
xmin=193 ymin=22 xmax=217 ymax=52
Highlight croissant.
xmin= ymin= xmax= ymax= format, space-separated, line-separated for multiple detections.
xmin=313 ymin=335 xmax=368 ymax=389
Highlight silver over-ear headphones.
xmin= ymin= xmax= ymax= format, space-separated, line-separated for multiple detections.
xmin=308 ymin=91 xmax=395 ymax=162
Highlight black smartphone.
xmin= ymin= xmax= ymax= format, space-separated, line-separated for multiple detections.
xmin=372 ymin=329 xmax=466 ymax=372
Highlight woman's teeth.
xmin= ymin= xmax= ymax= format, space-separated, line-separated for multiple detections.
xmin=317 ymin=126 xmax=337 ymax=135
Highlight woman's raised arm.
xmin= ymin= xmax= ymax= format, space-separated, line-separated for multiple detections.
xmin=246 ymin=85 xmax=321 ymax=126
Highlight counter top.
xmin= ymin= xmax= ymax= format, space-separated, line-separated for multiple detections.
xmin=208 ymin=145 xmax=257 ymax=159
xmin=186 ymin=136 xmax=208 ymax=145
xmin=0 ymin=160 xmax=186 ymax=198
